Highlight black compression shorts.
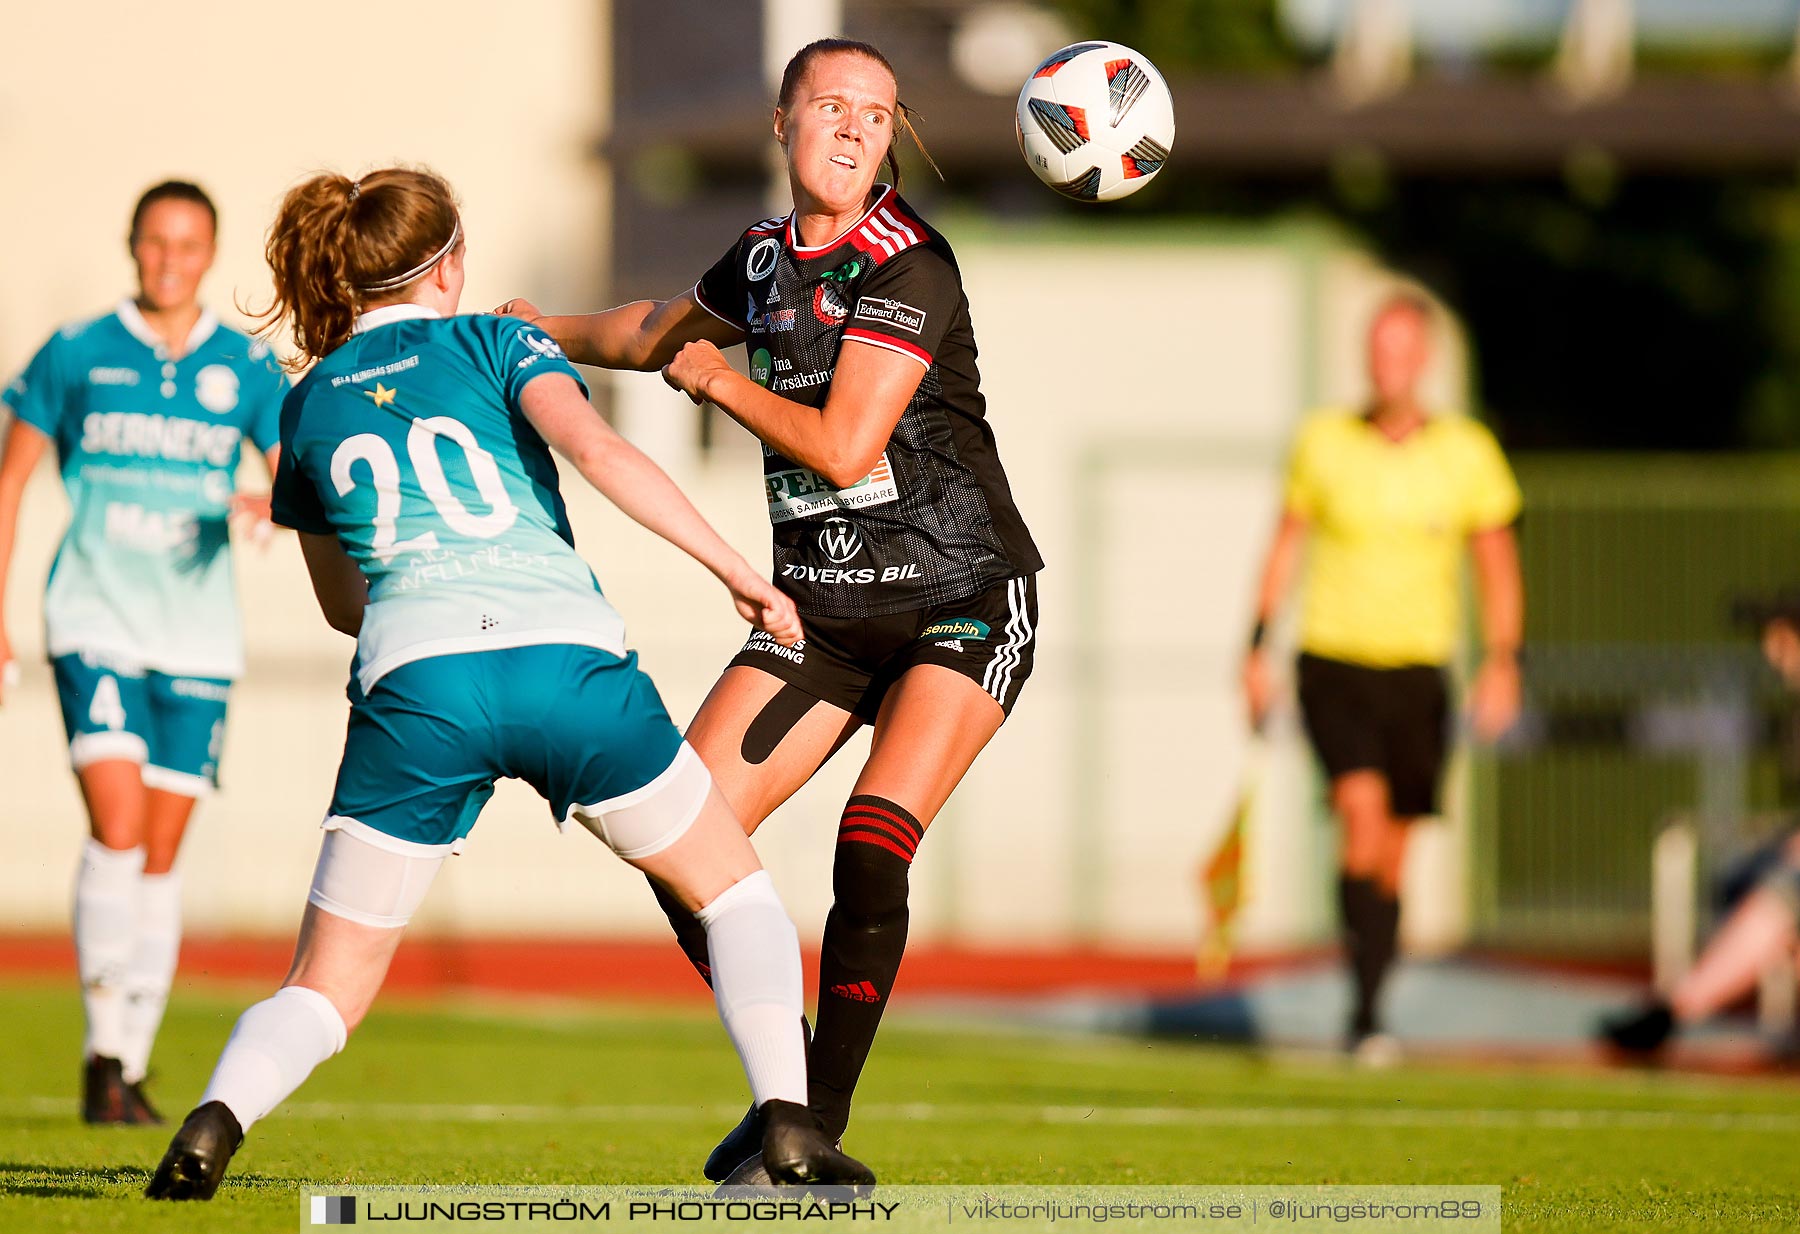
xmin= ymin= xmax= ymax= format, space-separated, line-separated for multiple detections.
xmin=729 ymin=574 xmax=1038 ymax=720
xmin=1296 ymin=652 xmax=1450 ymax=818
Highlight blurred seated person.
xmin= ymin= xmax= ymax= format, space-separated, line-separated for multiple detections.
xmin=1601 ymin=612 xmax=1800 ymax=1055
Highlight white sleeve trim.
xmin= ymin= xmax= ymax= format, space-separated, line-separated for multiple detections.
xmin=691 ymin=281 xmax=742 ymax=329
xmin=840 ymin=333 xmax=931 ymax=369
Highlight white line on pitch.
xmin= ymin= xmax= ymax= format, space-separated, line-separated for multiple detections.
xmin=6 ymin=1096 xmax=1799 ymax=1133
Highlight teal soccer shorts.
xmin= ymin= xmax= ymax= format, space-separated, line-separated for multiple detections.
xmin=53 ymin=651 xmax=230 ymax=797
xmin=325 ymin=644 xmax=688 ymax=850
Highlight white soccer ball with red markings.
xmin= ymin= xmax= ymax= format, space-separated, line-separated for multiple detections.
xmin=1015 ymin=41 xmax=1175 ymax=203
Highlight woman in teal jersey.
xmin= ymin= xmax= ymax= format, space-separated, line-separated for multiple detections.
xmin=0 ymin=181 xmax=286 ymax=1125
xmin=144 ymin=167 xmax=872 ymax=1201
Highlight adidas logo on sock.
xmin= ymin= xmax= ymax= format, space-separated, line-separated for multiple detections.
xmin=828 ymin=981 xmax=881 ymax=1003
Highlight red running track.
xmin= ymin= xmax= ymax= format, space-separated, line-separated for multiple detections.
xmin=0 ymin=933 xmax=1214 ymax=1001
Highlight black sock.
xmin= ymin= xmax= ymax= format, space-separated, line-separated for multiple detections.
xmin=649 ymin=877 xmax=716 ymax=989
xmin=809 ymin=795 xmax=921 ymax=1141
xmin=1338 ymin=875 xmax=1399 ymax=1036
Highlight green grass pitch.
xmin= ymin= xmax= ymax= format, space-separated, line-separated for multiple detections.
xmin=0 ymin=977 xmax=1795 ymax=1232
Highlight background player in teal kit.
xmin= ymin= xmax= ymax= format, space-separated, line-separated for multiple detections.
xmin=0 ymin=181 xmax=285 ymax=1124
xmin=145 ymin=167 xmax=872 ymax=1200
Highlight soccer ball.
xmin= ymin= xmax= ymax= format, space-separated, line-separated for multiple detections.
xmin=1015 ymin=41 xmax=1175 ymax=203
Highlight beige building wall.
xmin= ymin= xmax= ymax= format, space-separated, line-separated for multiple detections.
xmin=0 ymin=0 xmax=616 ymax=935
xmin=0 ymin=5 xmax=1475 ymax=954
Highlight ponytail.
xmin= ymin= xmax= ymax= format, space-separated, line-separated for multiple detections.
xmin=889 ymin=101 xmax=943 ymax=191
xmin=252 ymin=167 xmax=460 ymax=370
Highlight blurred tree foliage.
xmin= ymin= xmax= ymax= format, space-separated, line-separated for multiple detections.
xmin=1047 ymin=0 xmax=1299 ymax=73
xmin=1137 ymin=172 xmax=1800 ymax=449
xmin=1356 ymin=176 xmax=1796 ymax=450
xmin=1036 ymin=0 xmax=1800 ymax=449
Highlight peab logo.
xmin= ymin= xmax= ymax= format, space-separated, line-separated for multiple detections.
xmin=310 ymin=1194 xmax=357 ymax=1224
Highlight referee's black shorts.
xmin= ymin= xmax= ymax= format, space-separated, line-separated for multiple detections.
xmin=1296 ymin=652 xmax=1450 ymax=819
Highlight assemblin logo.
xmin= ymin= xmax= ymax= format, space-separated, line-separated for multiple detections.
xmin=921 ymin=618 xmax=989 ymax=641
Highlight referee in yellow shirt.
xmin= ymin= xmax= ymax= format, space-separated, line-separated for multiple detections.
xmin=1243 ymin=293 xmax=1524 ymax=1059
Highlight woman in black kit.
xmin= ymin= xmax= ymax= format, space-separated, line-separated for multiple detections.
xmin=499 ymin=37 xmax=1042 ymax=1182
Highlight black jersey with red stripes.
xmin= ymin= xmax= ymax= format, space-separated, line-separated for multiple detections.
xmin=693 ymin=186 xmax=1042 ymax=619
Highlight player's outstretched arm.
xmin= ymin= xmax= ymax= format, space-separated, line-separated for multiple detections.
xmin=519 ymin=373 xmax=800 ymax=645
xmin=662 ymin=337 xmax=923 ymax=490
xmin=298 ymin=532 xmax=369 ymax=637
xmin=0 ymin=419 xmax=49 ymax=703
xmin=495 ymin=292 xmax=741 ymax=373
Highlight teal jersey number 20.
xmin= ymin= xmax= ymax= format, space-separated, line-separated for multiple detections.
xmin=271 ymin=307 xmax=625 ymax=691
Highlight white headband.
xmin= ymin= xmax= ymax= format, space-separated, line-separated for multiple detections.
xmin=356 ymin=218 xmax=461 ymax=293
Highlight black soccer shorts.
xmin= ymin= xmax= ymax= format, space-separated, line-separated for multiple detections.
xmin=730 ymin=574 xmax=1038 ymax=720
xmin=1296 ymin=651 xmax=1451 ymax=818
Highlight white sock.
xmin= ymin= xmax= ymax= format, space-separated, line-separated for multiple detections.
xmin=693 ymin=869 xmax=807 ymax=1107
xmin=199 ymin=985 xmax=348 ymax=1131
xmin=120 ymin=869 xmax=182 ymax=1083
xmin=74 ymin=838 xmax=144 ymax=1062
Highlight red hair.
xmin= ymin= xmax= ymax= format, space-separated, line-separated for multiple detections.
xmin=253 ymin=167 xmax=460 ymax=368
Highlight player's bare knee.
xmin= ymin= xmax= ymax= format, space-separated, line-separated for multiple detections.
xmin=1332 ymin=771 xmax=1390 ymax=817
xmin=1338 ymin=815 xmax=1391 ymax=876
xmin=86 ymin=812 xmax=144 ymax=852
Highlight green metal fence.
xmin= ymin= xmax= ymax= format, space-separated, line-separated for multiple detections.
xmin=1468 ymin=455 xmax=1800 ymax=955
